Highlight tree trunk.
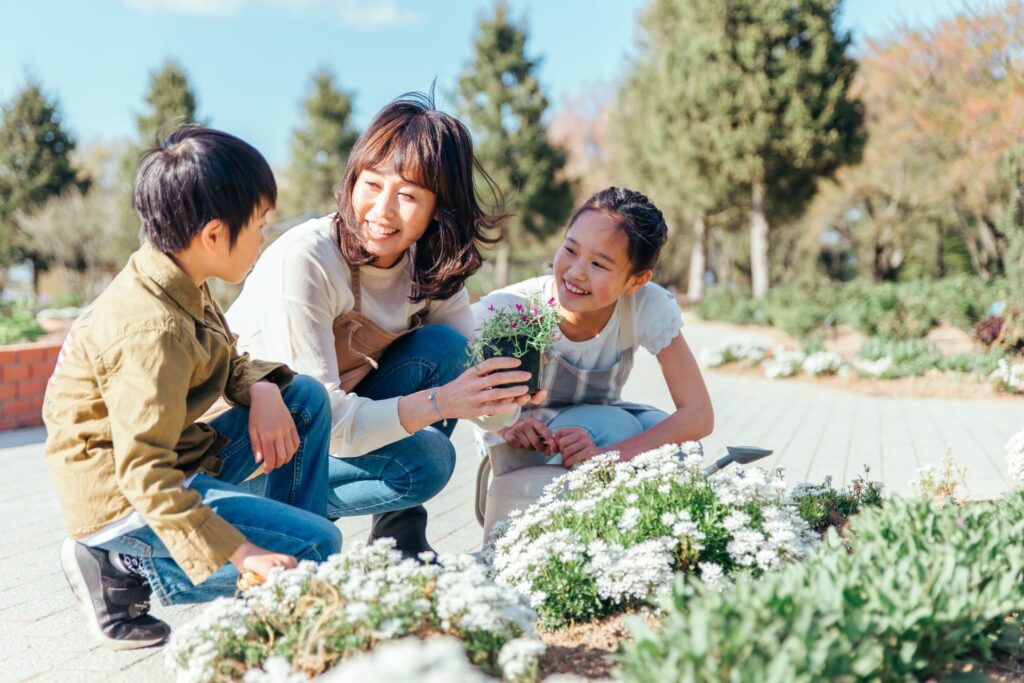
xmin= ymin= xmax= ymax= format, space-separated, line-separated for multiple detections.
xmin=749 ymin=180 xmax=770 ymax=299
xmin=494 ymin=241 xmax=510 ymax=289
xmin=686 ymin=212 xmax=707 ymax=302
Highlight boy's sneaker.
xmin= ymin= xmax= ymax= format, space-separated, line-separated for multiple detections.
xmin=60 ymin=538 xmax=170 ymax=650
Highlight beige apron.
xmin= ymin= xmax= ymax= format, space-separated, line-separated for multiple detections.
xmin=333 ymin=265 xmax=428 ymax=392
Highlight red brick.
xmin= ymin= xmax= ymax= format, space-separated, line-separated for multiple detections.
xmin=2 ymin=398 xmax=33 ymax=418
xmin=30 ymin=360 xmax=56 ymax=379
xmin=2 ymin=364 xmax=30 ymax=382
xmin=16 ymin=347 xmax=46 ymax=362
xmin=0 ymin=383 xmax=15 ymax=401
xmin=15 ymin=412 xmax=43 ymax=428
xmin=0 ymin=416 xmax=16 ymax=431
xmin=17 ymin=378 xmax=47 ymax=399
xmin=0 ymin=349 xmax=16 ymax=366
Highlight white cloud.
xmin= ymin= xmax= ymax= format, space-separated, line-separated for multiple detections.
xmin=120 ymin=0 xmax=422 ymax=26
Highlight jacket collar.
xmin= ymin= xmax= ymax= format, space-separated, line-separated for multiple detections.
xmin=134 ymin=242 xmax=206 ymax=322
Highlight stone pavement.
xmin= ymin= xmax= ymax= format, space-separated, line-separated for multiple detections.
xmin=1 ymin=317 xmax=1020 ymax=680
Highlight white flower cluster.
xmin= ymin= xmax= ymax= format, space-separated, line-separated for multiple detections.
xmin=489 ymin=443 xmax=817 ymax=621
xmin=855 ymin=356 xmax=894 ymax=378
xmin=166 ymin=540 xmax=538 ymax=683
xmin=763 ymin=349 xmax=806 ymax=379
xmin=1006 ymin=428 xmax=1024 ymax=487
xmin=317 ymin=637 xmax=491 ymax=683
xmin=802 ymin=350 xmax=843 ymax=376
xmin=698 ymin=336 xmax=772 ymax=367
xmin=991 ymin=358 xmax=1024 ymax=393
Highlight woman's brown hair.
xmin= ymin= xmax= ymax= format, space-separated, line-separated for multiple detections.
xmin=333 ymin=91 xmax=506 ymax=302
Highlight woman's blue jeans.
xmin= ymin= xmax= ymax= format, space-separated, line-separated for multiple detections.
xmin=326 ymin=324 xmax=465 ymax=519
xmin=545 ymin=404 xmax=669 ymax=465
xmin=97 ymin=375 xmax=341 ymax=605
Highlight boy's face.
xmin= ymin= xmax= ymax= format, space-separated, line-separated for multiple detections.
xmin=220 ymin=202 xmax=271 ymax=284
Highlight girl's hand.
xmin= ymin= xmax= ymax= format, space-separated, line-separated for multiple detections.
xmin=248 ymin=381 xmax=299 ymax=473
xmin=503 ymin=417 xmax=556 ymax=453
xmin=555 ymin=427 xmax=600 ymax=468
xmin=229 ymin=540 xmax=297 ymax=576
xmin=434 ymin=357 xmax=533 ymax=420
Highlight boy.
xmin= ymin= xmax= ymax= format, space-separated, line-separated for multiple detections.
xmin=43 ymin=126 xmax=341 ymax=650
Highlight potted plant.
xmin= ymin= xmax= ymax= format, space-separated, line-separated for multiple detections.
xmin=469 ymin=295 xmax=561 ymax=394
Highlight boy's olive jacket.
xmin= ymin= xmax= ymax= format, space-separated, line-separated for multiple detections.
xmin=43 ymin=243 xmax=294 ymax=584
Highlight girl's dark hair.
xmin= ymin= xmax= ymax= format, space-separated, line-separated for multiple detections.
xmin=133 ymin=125 xmax=276 ymax=254
xmin=567 ymin=187 xmax=668 ymax=273
xmin=333 ymin=91 xmax=505 ymax=302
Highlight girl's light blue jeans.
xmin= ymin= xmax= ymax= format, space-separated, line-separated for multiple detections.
xmin=545 ymin=404 xmax=669 ymax=465
xmin=97 ymin=374 xmax=341 ymax=605
xmin=326 ymin=324 xmax=465 ymax=519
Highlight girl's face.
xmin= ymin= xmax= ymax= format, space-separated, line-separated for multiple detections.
xmin=351 ymin=163 xmax=437 ymax=268
xmin=552 ymin=210 xmax=651 ymax=317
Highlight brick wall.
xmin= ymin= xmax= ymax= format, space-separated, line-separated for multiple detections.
xmin=0 ymin=339 xmax=62 ymax=430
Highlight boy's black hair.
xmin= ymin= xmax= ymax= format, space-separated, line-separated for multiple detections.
xmin=132 ymin=125 xmax=277 ymax=254
xmin=567 ymin=187 xmax=669 ymax=274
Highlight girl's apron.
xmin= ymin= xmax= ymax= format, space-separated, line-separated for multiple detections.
xmin=475 ymin=293 xmax=658 ymax=531
xmin=333 ymin=265 xmax=428 ymax=392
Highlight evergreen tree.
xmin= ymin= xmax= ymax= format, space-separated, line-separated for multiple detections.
xmin=618 ymin=0 xmax=864 ymax=297
xmin=115 ymin=60 xmax=201 ymax=262
xmin=457 ymin=0 xmax=573 ymax=286
xmin=282 ymin=67 xmax=358 ymax=216
xmin=0 ymin=78 xmax=86 ymax=268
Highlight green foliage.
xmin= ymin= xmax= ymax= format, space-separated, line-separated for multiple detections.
xmin=617 ymin=493 xmax=1024 ymax=682
xmin=0 ymin=301 xmax=45 ymax=345
xmin=858 ymin=337 xmax=1004 ymax=379
xmin=613 ymin=0 xmax=865 ymax=294
xmin=792 ymin=470 xmax=884 ymax=535
xmin=0 ymin=77 xmax=86 ymax=266
xmin=697 ymin=276 xmax=1005 ymax=341
xmin=457 ymin=0 xmax=573 ymax=249
xmin=282 ymin=68 xmax=358 ymax=216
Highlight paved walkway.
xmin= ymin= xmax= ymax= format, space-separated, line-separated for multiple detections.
xmin=1 ymin=318 xmax=1020 ymax=680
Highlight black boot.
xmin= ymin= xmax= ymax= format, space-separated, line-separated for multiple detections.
xmin=368 ymin=505 xmax=436 ymax=562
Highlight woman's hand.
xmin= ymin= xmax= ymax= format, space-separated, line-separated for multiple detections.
xmin=502 ymin=417 xmax=556 ymax=454
xmin=555 ymin=427 xmax=600 ymax=468
xmin=248 ymin=381 xmax=299 ymax=473
xmin=435 ymin=356 xmax=534 ymax=419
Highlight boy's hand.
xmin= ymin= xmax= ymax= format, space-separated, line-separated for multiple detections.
xmin=249 ymin=381 xmax=299 ymax=473
xmin=229 ymin=540 xmax=297 ymax=576
xmin=555 ymin=427 xmax=600 ymax=468
xmin=502 ymin=417 xmax=556 ymax=454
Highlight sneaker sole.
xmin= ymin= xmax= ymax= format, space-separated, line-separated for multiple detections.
xmin=60 ymin=538 xmax=167 ymax=650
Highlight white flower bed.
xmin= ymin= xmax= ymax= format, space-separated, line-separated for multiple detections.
xmin=1007 ymin=428 xmax=1024 ymax=487
xmin=167 ymin=541 xmax=538 ymax=682
xmin=991 ymin=358 xmax=1024 ymax=393
xmin=488 ymin=443 xmax=818 ymax=628
xmin=763 ymin=349 xmax=806 ymax=378
xmin=855 ymin=356 xmax=894 ymax=378
xmin=802 ymin=350 xmax=843 ymax=376
xmin=698 ymin=336 xmax=772 ymax=367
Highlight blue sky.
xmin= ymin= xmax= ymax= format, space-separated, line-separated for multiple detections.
xmin=0 ymin=0 xmax=960 ymax=166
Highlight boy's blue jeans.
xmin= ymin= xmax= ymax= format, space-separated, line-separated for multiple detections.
xmin=96 ymin=375 xmax=341 ymax=605
xmin=326 ymin=324 xmax=465 ymax=519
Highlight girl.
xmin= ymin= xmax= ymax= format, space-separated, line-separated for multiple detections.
xmin=476 ymin=187 xmax=713 ymax=469
xmin=227 ymin=93 xmax=533 ymax=559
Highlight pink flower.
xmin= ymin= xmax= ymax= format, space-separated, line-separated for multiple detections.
xmin=487 ymin=304 xmax=496 ymax=311
xmin=547 ymin=297 xmax=556 ymax=306
xmin=509 ymin=321 xmax=518 ymax=330
xmin=515 ymin=303 xmax=525 ymax=312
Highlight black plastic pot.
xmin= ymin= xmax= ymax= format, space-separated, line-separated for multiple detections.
xmin=482 ymin=336 xmax=542 ymax=394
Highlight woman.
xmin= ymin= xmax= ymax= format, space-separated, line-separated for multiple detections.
xmin=227 ymin=93 xmax=534 ymax=558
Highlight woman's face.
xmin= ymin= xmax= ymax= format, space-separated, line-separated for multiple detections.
xmin=552 ymin=210 xmax=648 ymax=316
xmin=351 ymin=163 xmax=438 ymax=268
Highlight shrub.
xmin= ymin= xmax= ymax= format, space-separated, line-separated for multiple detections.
xmin=1007 ymin=428 xmax=1024 ymax=487
xmin=488 ymin=444 xmax=875 ymax=629
xmin=0 ymin=301 xmax=45 ymax=345
xmin=165 ymin=542 xmax=538 ymax=682
xmin=617 ymin=492 xmax=1024 ymax=682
